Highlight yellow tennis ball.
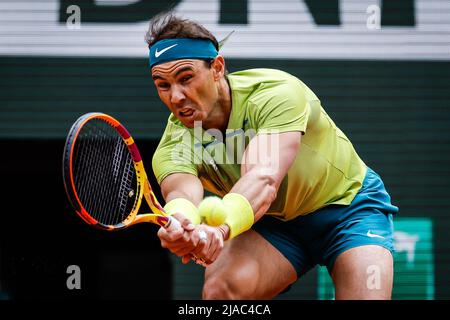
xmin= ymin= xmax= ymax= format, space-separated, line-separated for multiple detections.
xmin=198 ymin=196 xmax=227 ymax=227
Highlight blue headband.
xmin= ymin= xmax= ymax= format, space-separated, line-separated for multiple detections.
xmin=149 ymin=38 xmax=218 ymax=68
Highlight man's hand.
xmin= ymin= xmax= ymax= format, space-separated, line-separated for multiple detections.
xmin=181 ymin=224 xmax=227 ymax=265
xmin=157 ymin=212 xmax=198 ymax=257
xmin=157 ymin=211 xmax=227 ymax=266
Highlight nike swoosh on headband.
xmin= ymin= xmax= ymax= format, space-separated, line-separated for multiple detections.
xmin=155 ymin=44 xmax=178 ymax=58
xmin=149 ymin=38 xmax=218 ymax=68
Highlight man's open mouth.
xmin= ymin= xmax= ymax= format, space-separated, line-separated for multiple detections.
xmin=180 ymin=109 xmax=195 ymax=117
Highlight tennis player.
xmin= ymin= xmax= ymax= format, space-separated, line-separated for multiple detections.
xmin=147 ymin=13 xmax=398 ymax=299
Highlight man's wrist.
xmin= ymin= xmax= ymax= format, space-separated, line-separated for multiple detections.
xmin=223 ymin=193 xmax=254 ymax=239
xmin=217 ymin=224 xmax=230 ymax=241
xmin=164 ymin=198 xmax=201 ymax=225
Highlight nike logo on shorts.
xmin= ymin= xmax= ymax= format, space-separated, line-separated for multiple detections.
xmin=366 ymin=230 xmax=385 ymax=239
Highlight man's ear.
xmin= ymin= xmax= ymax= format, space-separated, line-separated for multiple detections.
xmin=212 ymin=55 xmax=225 ymax=80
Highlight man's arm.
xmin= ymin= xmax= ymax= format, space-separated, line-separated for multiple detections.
xmin=161 ymin=172 xmax=204 ymax=206
xmin=235 ymin=131 xmax=301 ymax=219
xmin=159 ymin=132 xmax=301 ymax=263
xmin=219 ymin=131 xmax=302 ymax=239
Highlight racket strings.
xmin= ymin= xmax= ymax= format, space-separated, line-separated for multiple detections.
xmin=117 ymin=155 xmax=135 ymax=218
xmin=96 ymin=123 xmax=135 ymax=226
xmin=74 ymin=131 xmax=98 ymax=215
xmin=74 ymin=123 xmax=110 ymax=223
xmin=80 ymin=128 xmax=114 ymax=223
xmin=72 ymin=119 xmax=137 ymax=226
xmin=85 ymin=123 xmax=133 ymax=225
xmin=94 ymin=129 xmax=121 ymax=225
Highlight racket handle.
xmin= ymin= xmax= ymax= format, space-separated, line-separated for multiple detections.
xmin=164 ymin=216 xmax=207 ymax=267
xmin=164 ymin=215 xmax=182 ymax=231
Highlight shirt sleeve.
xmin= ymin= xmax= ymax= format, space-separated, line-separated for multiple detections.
xmin=152 ymin=122 xmax=198 ymax=185
xmin=249 ymin=79 xmax=311 ymax=134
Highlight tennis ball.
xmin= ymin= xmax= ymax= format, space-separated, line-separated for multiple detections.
xmin=198 ymin=196 xmax=227 ymax=227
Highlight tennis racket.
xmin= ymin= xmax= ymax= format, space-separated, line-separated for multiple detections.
xmin=62 ymin=112 xmax=205 ymax=265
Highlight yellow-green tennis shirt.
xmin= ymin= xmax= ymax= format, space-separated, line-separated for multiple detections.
xmin=152 ymin=68 xmax=367 ymax=220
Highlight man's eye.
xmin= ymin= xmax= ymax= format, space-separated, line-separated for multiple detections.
xmin=158 ymin=83 xmax=170 ymax=89
xmin=181 ymin=75 xmax=192 ymax=83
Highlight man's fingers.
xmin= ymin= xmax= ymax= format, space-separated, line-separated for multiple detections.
xmin=192 ymin=235 xmax=209 ymax=257
xmin=173 ymin=244 xmax=197 ymax=257
xmin=203 ymin=239 xmax=219 ymax=264
xmin=157 ymin=226 xmax=166 ymax=239
xmin=158 ymin=228 xmax=197 ymax=256
xmin=157 ymin=225 xmax=184 ymax=242
xmin=161 ymin=226 xmax=222 ymax=265
xmin=191 ymin=229 xmax=208 ymax=246
xmin=172 ymin=212 xmax=195 ymax=231
xmin=192 ymin=229 xmax=224 ymax=264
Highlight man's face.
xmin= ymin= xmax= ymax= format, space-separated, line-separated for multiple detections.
xmin=152 ymin=59 xmax=219 ymax=128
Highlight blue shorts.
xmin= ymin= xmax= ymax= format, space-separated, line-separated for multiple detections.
xmin=253 ymin=167 xmax=399 ymax=277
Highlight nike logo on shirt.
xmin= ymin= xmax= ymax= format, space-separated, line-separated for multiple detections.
xmin=202 ymin=140 xmax=215 ymax=149
xmin=155 ymin=44 xmax=178 ymax=58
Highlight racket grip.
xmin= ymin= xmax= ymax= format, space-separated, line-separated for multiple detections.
xmin=163 ymin=216 xmax=207 ymax=267
xmin=164 ymin=215 xmax=182 ymax=232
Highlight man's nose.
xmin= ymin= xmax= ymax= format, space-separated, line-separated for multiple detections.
xmin=170 ymin=85 xmax=185 ymax=105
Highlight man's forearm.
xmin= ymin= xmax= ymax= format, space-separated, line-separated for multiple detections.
xmin=161 ymin=173 xmax=204 ymax=206
xmin=230 ymin=132 xmax=301 ymax=223
xmin=165 ymin=190 xmax=201 ymax=206
xmin=229 ymin=169 xmax=278 ymax=222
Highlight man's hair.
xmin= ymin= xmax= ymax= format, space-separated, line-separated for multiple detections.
xmin=145 ymin=13 xmax=219 ymax=50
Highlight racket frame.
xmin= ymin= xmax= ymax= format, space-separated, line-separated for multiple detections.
xmin=62 ymin=112 xmax=170 ymax=230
